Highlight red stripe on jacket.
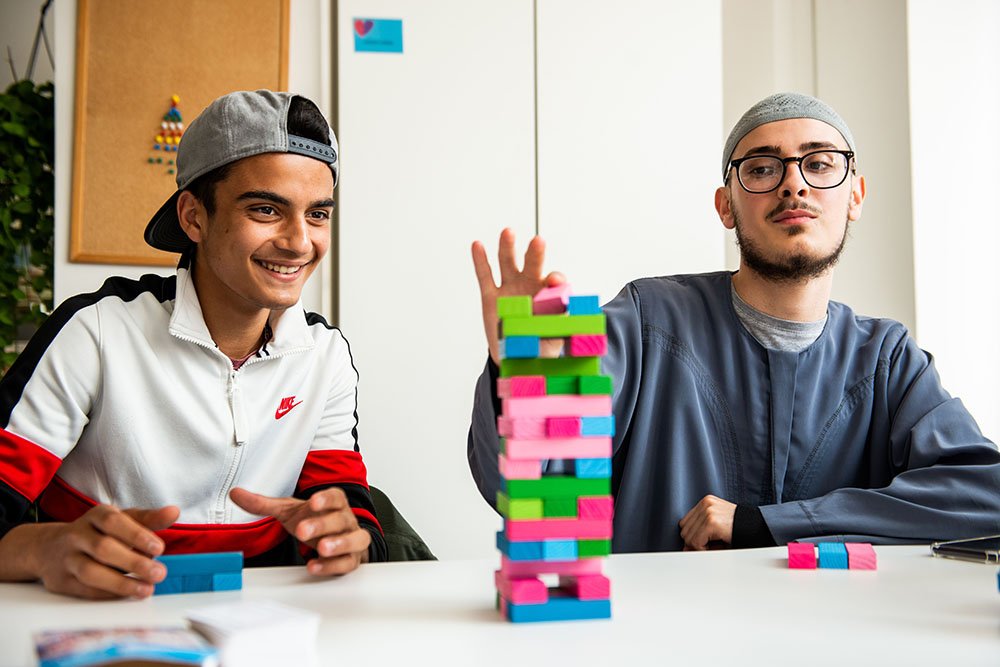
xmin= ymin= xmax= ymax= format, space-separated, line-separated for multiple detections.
xmin=38 ymin=477 xmax=288 ymax=558
xmin=296 ymin=449 xmax=382 ymax=532
xmin=0 ymin=428 xmax=61 ymax=500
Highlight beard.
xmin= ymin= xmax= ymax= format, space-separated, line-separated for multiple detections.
xmin=733 ymin=204 xmax=850 ymax=283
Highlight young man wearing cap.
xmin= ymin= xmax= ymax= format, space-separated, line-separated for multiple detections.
xmin=468 ymin=92 xmax=1000 ymax=552
xmin=0 ymin=90 xmax=386 ymax=599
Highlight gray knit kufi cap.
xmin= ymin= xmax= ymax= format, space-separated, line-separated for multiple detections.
xmin=722 ymin=92 xmax=855 ymax=180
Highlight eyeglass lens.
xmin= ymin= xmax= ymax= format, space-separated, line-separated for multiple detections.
xmin=737 ymin=151 xmax=849 ymax=193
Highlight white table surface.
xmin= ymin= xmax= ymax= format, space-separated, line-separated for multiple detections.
xmin=1 ymin=545 xmax=997 ymax=666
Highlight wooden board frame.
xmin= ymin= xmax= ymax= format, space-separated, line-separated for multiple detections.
xmin=70 ymin=0 xmax=289 ymax=266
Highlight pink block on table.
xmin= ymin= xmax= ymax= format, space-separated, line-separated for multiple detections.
xmin=546 ymin=416 xmax=581 ymax=438
xmin=503 ymin=437 xmax=612 ymax=460
xmin=500 ymin=555 xmax=604 ymax=578
xmin=577 ymin=496 xmax=613 ymax=520
xmin=506 ymin=517 xmax=613 ymax=541
xmin=495 ymin=571 xmax=548 ymax=604
xmin=787 ymin=542 xmax=817 ymax=569
xmin=498 ymin=454 xmax=542 ymax=479
xmin=498 ymin=415 xmax=547 ymax=439
xmin=503 ymin=395 xmax=612 ymax=418
xmin=497 ymin=376 xmax=547 ymax=399
xmin=569 ymin=334 xmax=608 ymax=357
xmin=845 ymin=542 xmax=877 ymax=570
xmin=532 ymin=284 xmax=572 ymax=314
xmin=560 ymin=574 xmax=611 ymax=600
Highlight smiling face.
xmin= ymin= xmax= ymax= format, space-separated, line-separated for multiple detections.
xmin=178 ymin=152 xmax=335 ymax=321
xmin=715 ymin=118 xmax=865 ymax=282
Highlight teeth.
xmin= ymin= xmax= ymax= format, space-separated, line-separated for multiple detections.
xmin=258 ymin=260 xmax=302 ymax=275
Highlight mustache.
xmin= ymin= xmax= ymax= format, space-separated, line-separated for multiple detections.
xmin=766 ymin=201 xmax=822 ymax=220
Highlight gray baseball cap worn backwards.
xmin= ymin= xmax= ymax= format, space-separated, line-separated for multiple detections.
xmin=144 ymin=90 xmax=339 ymax=253
xmin=722 ymin=92 xmax=855 ymax=181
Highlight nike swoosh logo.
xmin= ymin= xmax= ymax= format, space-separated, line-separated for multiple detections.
xmin=275 ymin=401 xmax=303 ymax=420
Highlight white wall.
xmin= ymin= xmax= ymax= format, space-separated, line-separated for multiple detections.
xmin=908 ymin=0 xmax=1000 ymax=441
xmin=0 ymin=0 xmax=54 ymax=88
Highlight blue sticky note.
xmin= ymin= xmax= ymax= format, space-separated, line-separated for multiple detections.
xmin=353 ymin=18 xmax=404 ymax=53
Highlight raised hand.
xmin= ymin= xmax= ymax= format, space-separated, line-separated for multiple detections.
xmin=471 ymin=227 xmax=566 ymax=364
xmin=230 ymin=486 xmax=370 ymax=575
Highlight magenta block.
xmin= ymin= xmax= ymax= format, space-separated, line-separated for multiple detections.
xmin=498 ymin=454 xmax=542 ymax=480
xmin=503 ymin=436 xmax=611 ymax=460
xmin=502 ymin=395 xmax=612 ymax=418
xmin=506 ymin=517 xmax=612 ymax=541
xmin=497 ymin=376 xmax=547 ymax=399
xmin=495 ymin=571 xmax=548 ymax=604
xmin=560 ymin=574 xmax=611 ymax=600
xmin=532 ymin=284 xmax=572 ymax=314
xmin=498 ymin=415 xmax=547 ymax=439
xmin=845 ymin=542 xmax=877 ymax=570
xmin=546 ymin=416 xmax=582 ymax=438
xmin=577 ymin=496 xmax=613 ymax=520
xmin=499 ymin=555 xmax=603 ymax=578
xmin=787 ymin=542 xmax=817 ymax=569
xmin=569 ymin=334 xmax=608 ymax=357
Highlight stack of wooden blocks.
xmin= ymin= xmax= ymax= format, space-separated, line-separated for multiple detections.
xmin=153 ymin=551 xmax=244 ymax=595
xmin=494 ymin=285 xmax=614 ymax=622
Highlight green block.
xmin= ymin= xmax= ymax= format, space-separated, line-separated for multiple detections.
xmin=497 ymin=296 xmax=532 ymax=318
xmin=545 ymin=375 xmax=579 ymax=394
xmin=504 ymin=476 xmax=610 ymax=499
xmin=501 ymin=314 xmax=606 ymax=338
xmin=579 ymin=375 xmax=613 ymax=395
xmin=543 ymin=497 xmax=578 ymax=518
xmin=500 ymin=357 xmax=601 ymax=378
xmin=496 ymin=492 xmax=543 ymax=519
xmin=577 ymin=539 xmax=612 ymax=557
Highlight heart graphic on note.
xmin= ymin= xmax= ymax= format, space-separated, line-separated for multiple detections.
xmin=354 ymin=19 xmax=374 ymax=37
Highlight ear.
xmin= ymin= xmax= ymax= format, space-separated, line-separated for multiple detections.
xmin=715 ymin=186 xmax=736 ymax=230
xmin=177 ymin=191 xmax=207 ymax=244
xmin=848 ymin=174 xmax=866 ymax=222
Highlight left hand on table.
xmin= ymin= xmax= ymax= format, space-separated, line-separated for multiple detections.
xmin=230 ymin=487 xmax=370 ymax=575
xmin=678 ymin=495 xmax=736 ymax=550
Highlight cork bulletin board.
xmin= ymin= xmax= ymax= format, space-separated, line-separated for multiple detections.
xmin=70 ymin=0 xmax=289 ymax=266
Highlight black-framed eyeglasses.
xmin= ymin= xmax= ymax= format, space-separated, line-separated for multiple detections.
xmin=727 ymin=150 xmax=855 ymax=194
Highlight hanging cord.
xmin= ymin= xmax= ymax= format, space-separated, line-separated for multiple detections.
xmin=25 ymin=0 xmax=54 ymax=81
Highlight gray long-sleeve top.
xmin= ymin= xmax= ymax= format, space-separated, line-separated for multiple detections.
xmin=468 ymin=272 xmax=1000 ymax=552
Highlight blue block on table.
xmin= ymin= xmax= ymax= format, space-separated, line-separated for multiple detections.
xmin=818 ymin=542 xmax=848 ymax=569
xmin=153 ymin=576 xmax=185 ymax=596
xmin=156 ymin=551 xmax=243 ymax=576
xmin=574 ymin=458 xmax=611 ymax=479
xmin=505 ymin=595 xmax=611 ymax=623
xmin=567 ymin=296 xmax=601 ymax=316
xmin=212 ymin=572 xmax=243 ymax=591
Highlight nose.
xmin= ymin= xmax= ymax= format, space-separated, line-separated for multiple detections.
xmin=275 ymin=216 xmax=312 ymax=254
xmin=779 ymin=158 xmax=810 ymax=198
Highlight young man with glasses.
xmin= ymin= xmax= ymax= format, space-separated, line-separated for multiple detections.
xmin=468 ymin=93 xmax=1000 ymax=552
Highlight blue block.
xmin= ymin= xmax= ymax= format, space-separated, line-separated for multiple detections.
xmin=567 ymin=296 xmax=601 ymax=316
xmin=818 ymin=542 xmax=848 ymax=569
xmin=501 ymin=336 xmax=541 ymax=359
xmin=153 ymin=575 xmax=185 ymax=596
xmin=574 ymin=458 xmax=611 ymax=479
xmin=505 ymin=595 xmax=611 ymax=623
xmin=580 ymin=416 xmax=615 ymax=437
xmin=212 ymin=572 xmax=242 ymax=591
xmin=496 ymin=531 xmax=543 ymax=561
xmin=183 ymin=575 xmax=214 ymax=592
xmin=542 ymin=539 xmax=578 ymax=562
xmin=156 ymin=552 xmax=243 ymax=576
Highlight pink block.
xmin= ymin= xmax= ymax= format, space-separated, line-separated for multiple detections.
xmin=559 ymin=574 xmax=611 ymax=601
xmin=546 ymin=416 xmax=581 ymax=438
xmin=497 ymin=376 xmax=547 ymax=399
xmin=500 ymin=555 xmax=603 ymax=578
xmin=569 ymin=335 xmax=608 ymax=357
xmin=577 ymin=496 xmax=613 ymax=520
xmin=502 ymin=395 xmax=612 ymax=418
xmin=845 ymin=542 xmax=877 ymax=570
xmin=495 ymin=571 xmax=548 ymax=604
xmin=787 ymin=542 xmax=817 ymax=569
xmin=506 ymin=517 xmax=613 ymax=541
xmin=498 ymin=454 xmax=542 ymax=479
xmin=532 ymin=284 xmax=572 ymax=314
xmin=503 ymin=437 xmax=612 ymax=461
xmin=498 ymin=415 xmax=547 ymax=439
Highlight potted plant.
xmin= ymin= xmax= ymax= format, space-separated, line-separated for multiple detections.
xmin=0 ymin=79 xmax=54 ymax=374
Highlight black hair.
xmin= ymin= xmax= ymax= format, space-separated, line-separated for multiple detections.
xmin=184 ymin=95 xmax=331 ymax=215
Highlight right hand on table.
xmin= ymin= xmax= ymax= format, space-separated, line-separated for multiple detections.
xmin=471 ymin=227 xmax=567 ymax=365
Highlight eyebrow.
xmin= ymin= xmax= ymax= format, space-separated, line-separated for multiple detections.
xmin=738 ymin=141 xmax=842 ymax=159
xmin=237 ymin=191 xmax=336 ymax=208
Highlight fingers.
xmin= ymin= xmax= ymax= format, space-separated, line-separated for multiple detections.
xmin=471 ymin=240 xmax=498 ymax=296
xmin=306 ymin=526 xmax=372 ymax=576
xmin=124 ymin=505 xmax=180 ymax=536
xmin=496 ymin=227 xmax=519 ymax=282
xmin=544 ymin=271 xmax=567 ymax=287
xmin=678 ymin=496 xmax=735 ymax=550
xmin=229 ymin=487 xmax=295 ymax=519
xmin=295 ymin=499 xmax=356 ymax=544
xmin=88 ymin=505 xmax=167 ymax=560
xmin=522 ymin=235 xmax=547 ymax=279
xmin=62 ymin=550 xmax=161 ymax=599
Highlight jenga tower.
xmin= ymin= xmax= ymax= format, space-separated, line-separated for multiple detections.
xmin=494 ymin=284 xmax=614 ymax=622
